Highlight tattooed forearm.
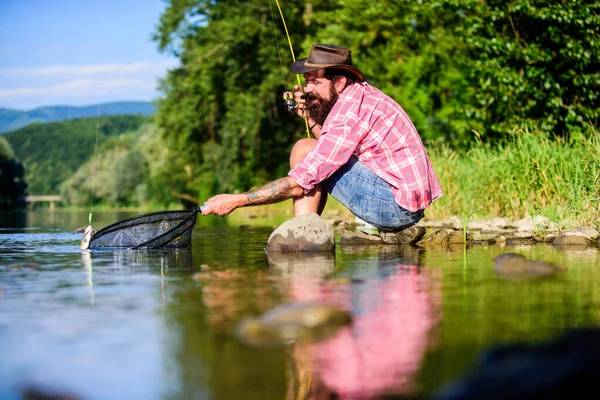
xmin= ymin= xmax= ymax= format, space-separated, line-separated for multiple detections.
xmin=245 ymin=177 xmax=295 ymax=205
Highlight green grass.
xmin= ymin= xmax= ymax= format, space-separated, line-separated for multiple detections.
xmin=428 ymin=128 xmax=600 ymax=228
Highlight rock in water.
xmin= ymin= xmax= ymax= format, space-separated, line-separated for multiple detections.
xmin=266 ymin=213 xmax=334 ymax=252
xmin=493 ymin=253 xmax=566 ymax=280
xmin=235 ymin=302 xmax=353 ymax=346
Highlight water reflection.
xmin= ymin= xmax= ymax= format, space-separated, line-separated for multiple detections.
xmin=266 ymin=245 xmax=440 ymax=399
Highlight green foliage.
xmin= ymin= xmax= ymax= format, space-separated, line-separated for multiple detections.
xmin=61 ymin=124 xmax=194 ymax=208
xmin=438 ymin=0 xmax=599 ymax=142
xmin=0 ymin=137 xmax=27 ymax=209
xmin=4 ymin=115 xmax=151 ymax=195
xmin=153 ymin=0 xmax=316 ymax=196
xmin=299 ymin=0 xmax=469 ymax=144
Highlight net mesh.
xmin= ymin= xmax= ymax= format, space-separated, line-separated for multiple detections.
xmin=89 ymin=208 xmax=200 ymax=249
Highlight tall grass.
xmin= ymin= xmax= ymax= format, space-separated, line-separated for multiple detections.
xmin=427 ymin=129 xmax=600 ymax=226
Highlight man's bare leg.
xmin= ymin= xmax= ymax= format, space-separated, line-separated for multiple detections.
xmin=289 ymin=138 xmax=327 ymax=216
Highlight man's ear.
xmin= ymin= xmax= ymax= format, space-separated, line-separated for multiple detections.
xmin=334 ymin=76 xmax=348 ymax=93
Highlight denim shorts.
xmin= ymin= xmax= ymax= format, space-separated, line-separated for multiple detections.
xmin=323 ymin=157 xmax=424 ymax=231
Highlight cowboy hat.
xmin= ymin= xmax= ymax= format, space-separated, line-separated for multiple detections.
xmin=290 ymin=44 xmax=365 ymax=81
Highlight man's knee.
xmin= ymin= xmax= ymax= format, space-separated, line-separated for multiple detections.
xmin=290 ymin=138 xmax=317 ymax=168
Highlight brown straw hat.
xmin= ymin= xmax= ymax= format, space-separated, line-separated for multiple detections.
xmin=290 ymin=44 xmax=365 ymax=81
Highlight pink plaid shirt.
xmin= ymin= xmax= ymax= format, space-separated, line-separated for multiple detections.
xmin=289 ymin=82 xmax=442 ymax=212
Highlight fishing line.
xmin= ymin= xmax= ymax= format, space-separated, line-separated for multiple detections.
xmin=269 ymin=0 xmax=288 ymax=93
xmin=88 ymin=106 xmax=100 ymax=226
xmin=270 ymin=0 xmax=311 ymax=137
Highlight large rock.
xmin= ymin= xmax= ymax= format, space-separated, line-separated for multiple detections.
xmin=266 ymin=213 xmax=335 ymax=252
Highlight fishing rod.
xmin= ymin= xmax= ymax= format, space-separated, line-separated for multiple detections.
xmin=270 ymin=0 xmax=311 ymax=138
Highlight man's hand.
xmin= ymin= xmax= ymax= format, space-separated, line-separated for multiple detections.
xmin=293 ymin=84 xmax=307 ymax=118
xmin=201 ymin=194 xmax=246 ymax=216
xmin=201 ymin=177 xmax=304 ymax=216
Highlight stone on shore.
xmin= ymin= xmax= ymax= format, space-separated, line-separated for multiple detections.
xmin=417 ymin=229 xmax=471 ymax=246
xmin=552 ymin=232 xmax=593 ymax=248
xmin=266 ymin=213 xmax=335 ymax=252
xmin=338 ymin=225 xmax=426 ymax=245
xmin=339 ymin=230 xmax=383 ymax=245
xmin=379 ymin=226 xmax=426 ymax=244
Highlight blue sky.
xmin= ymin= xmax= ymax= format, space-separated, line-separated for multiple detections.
xmin=0 ymin=0 xmax=178 ymax=110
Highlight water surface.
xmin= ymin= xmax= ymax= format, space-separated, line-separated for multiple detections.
xmin=1 ymin=210 xmax=599 ymax=399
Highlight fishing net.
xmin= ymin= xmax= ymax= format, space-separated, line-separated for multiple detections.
xmin=89 ymin=207 xmax=203 ymax=249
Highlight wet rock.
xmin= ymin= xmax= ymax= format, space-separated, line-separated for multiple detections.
xmin=489 ymin=217 xmax=511 ymax=229
xmin=505 ymin=234 xmax=536 ymax=245
xmin=487 ymin=235 xmax=506 ymax=245
xmin=515 ymin=215 xmax=550 ymax=232
xmin=379 ymin=225 xmax=427 ymax=244
xmin=571 ymin=226 xmax=599 ymax=240
xmin=552 ymin=233 xmax=593 ymax=248
xmin=339 ymin=225 xmax=426 ymax=245
xmin=417 ymin=229 xmax=471 ymax=246
xmin=266 ymin=213 xmax=335 ymax=252
xmin=542 ymin=233 xmax=558 ymax=243
xmin=493 ymin=253 xmax=566 ymax=280
xmin=434 ymin=328 xmax=600 ymax=400
xmin=487 ymin=232 xmax=535 ymax=245
xmin=466 ymin=220 xmax=490 ymax=230
xmin=235 ymin=302 xmax=353 ymax=346
xmin=339 ymin=230 xmax=383 ymax=245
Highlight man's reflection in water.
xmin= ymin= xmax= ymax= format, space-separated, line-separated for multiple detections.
xmin=269 ymin=245 xmax=441 ymax=399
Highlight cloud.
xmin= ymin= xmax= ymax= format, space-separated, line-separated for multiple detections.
xmin=0 ymin=59 xmax=179 ymax=109
xmin=0 ymin=78 xmax=147 ymax=98
xmin=0 ymin=60 xmax=178 ymax=79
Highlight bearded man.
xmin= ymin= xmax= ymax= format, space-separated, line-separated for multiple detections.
xmin=202 ymin=44 xmax=442 ymax=238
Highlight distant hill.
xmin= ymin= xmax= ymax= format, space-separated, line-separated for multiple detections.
xmin=0 ymin=101 xmax=155 ymax=134
xmin=4 ymin=115 xmax=151 ymax=195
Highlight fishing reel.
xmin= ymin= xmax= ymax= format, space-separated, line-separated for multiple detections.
xmin=282 ymin=91 xmax=307 ymax=115
xmin=283 ymin=91 xmax=297 ymax=115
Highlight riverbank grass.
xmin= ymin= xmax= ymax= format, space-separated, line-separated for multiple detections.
xmin=427 ymin=130 xmax=600 ymax=227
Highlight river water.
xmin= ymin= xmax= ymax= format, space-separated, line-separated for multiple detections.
xmin=1 ymin=210 xmax=599 ymax=399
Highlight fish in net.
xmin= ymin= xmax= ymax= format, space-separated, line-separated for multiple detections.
xmin=84 ymin=206 xmax=206 ymax=250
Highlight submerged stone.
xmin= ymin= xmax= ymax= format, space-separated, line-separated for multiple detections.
xmin=266 ymin=213 xmax=335 ymax=252
xmin=493 ymin=253 xmax=566 ymax=280
xmin=235 ymin=302 xmax=353 ymax=346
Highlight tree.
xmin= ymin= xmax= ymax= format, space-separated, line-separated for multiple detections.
xmin=154 ymin=0 xmax=315 ymax=196
xmin=439 ymin=0 xmax=599 ymax=141
xmin=0 ymin=137 xmax=27 ymax=209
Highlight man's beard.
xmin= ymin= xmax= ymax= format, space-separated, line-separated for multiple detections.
xmin=306 ymin=85 xmax=339 ymax=126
